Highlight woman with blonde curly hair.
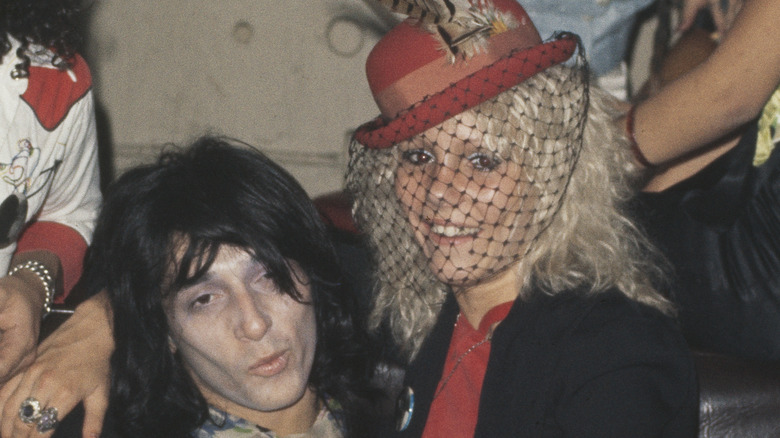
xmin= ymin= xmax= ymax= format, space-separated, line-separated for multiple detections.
xmin=347 ymin=0 xmax=698 ymax=436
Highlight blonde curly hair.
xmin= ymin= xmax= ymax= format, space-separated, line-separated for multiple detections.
xmin=347 ymin=64 xmax=671 ymax=361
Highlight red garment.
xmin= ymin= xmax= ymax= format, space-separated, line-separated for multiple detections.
xmin=16 ymin=221 xmax=87 ymax=300
xmin=422 ymin=301 xmax=514 ymax=438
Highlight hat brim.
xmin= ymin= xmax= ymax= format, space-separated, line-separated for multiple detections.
xmin=354 ymin=33 xmax=579 ymax=149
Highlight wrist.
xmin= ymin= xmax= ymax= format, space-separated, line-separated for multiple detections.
xmin=8 ymin=260 xmax=55 ymax=318
xmin=626 ymin=105 xmax=657 ymax=169
xmin=76 ymin=291 xmax=114 ymax=329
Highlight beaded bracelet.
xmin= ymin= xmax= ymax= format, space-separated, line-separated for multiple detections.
xmin=626 ymin=105 xmax=656 ymax=168
xmin=8 ymin=260 xmax=55 ymax=318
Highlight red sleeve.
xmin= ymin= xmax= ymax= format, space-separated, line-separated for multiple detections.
xmin=15 ymin=221 xmax=87 ymax=302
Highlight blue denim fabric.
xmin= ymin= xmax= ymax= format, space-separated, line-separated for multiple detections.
xmin=523 ymin=0 xmax=655 ymax=76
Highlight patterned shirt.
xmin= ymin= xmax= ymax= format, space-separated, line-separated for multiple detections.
xmin=194 ymin=399 xmax=344 ymax=438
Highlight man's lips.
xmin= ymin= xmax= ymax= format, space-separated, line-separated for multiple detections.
xmin=248 ymin=351 xmax=288 ymax=377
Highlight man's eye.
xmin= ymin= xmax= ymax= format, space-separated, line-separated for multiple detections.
xmin=250 ymin=269 xmax=286 ymax=296
xmin=251 ymin=270 xmax=271 ymax=285
xmin=402 ymin=150 xmax=434 ymax=165
xmin=192 ymin=294 xmax=214 ymax=307
xmin=468 ymin=153 xmax=500 ymax=171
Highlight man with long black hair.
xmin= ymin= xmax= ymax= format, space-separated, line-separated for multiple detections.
xmin=73 ymin=137 xmax=376 ymax=437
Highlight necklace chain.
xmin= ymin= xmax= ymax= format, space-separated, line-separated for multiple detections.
xmin=433 ymin=315 xmax=493 ymax=400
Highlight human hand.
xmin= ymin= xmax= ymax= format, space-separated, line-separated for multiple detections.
xmin=680 ymin=0 xmax=744 ymax=35
xmin=0 ymin=291 xmax=113 ymax=438
xmin=0 ymin=274 xmax=45 ymax=385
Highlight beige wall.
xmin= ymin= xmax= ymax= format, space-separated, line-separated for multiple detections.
xmin=84 ymin=1 xmax=656 ymax=197
xmin=85 ymin=1 xmax=390 ymax=196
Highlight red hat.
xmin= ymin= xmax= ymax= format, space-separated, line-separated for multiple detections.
xmin=354 ymin=0 xmax=578 ymax=149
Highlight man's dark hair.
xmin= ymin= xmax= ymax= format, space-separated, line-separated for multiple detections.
xmin=84 ymin=136 xmax=377 ymax=437
xmin=0 ymin=0 xmax=84 ymax=74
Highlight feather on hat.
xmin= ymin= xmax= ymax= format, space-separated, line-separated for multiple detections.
xmin=355 ymin=0 xmax=579 ymax=149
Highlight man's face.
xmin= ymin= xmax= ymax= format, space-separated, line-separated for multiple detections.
xmin=165 ymin=246 xmax=317 ymax=417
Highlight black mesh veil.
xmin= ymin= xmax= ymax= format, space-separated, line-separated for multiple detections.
xmin=347 ymin=43 xmax=593 ymax=356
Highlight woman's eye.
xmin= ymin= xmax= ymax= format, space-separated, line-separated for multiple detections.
xmin=402 ymin=150 xmax=434 ymax=165
xmin=468 ymin=153 xmax=500 ymax=171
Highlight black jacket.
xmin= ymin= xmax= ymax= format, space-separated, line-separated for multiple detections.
xmin=636 ymin=122 xmax=780 ymax=361
xmin=387 ymin=288 xmax=699 ymax=437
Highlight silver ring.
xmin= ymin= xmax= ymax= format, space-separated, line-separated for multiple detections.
xmin=18 ymin=397 xmax=42 ymax=424
xmin=36 ymin=406 xmax=59 ymax=433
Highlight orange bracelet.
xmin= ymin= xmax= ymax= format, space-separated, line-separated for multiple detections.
xmin=626 ymin=105 xmax=655 ymax=168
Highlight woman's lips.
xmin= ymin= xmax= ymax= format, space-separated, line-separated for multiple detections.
xmin=425 ymin=221 xmax=480 ymax=245
xmin=248 ymin=351 xmax=288 ymax=377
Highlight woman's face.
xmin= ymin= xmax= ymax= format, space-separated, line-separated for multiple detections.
xmin=165 ymin=246 xmax=317 ymax=418
xmin=394 ymin=112 xmax=534 ymax=285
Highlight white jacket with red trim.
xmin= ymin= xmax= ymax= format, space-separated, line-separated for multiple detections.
xmin=0 ymin=36 xmax=101 ymax=298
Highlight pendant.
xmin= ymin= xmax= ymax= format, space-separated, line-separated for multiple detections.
xmin=395 ymin=386 xmax=414 ymax=432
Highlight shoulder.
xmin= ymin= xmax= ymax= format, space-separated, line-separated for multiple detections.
xmin=498 ymin=288 xmax=694 ymax=392
xmin=509 ymin=288 xmax=675 ymax=335
xmin=497 ymin=290 xmax=698 ymax=436
xmin=531 ymin=289 xmax=687 ymax=358
xmin=21 ymin=50 xmax=93 ymax=131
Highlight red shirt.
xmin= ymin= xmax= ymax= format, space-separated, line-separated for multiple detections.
xmin=422 ymin=301 xmax=515 ymax=437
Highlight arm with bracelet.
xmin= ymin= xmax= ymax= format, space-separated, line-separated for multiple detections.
xmin=8 ymin=251 xmax=60 ymax=319
xmin=0 ymin=250 xmax=62 ymax=385
xmin=627 ymin=0 xmax=780 ymax=361
xmin=626 ymin=0 xmax=780 ymax=178
xmin=0 ymin=48 xmax=99 ymax=387
xmin=0 ymin=2 xmax=104 ymax=438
